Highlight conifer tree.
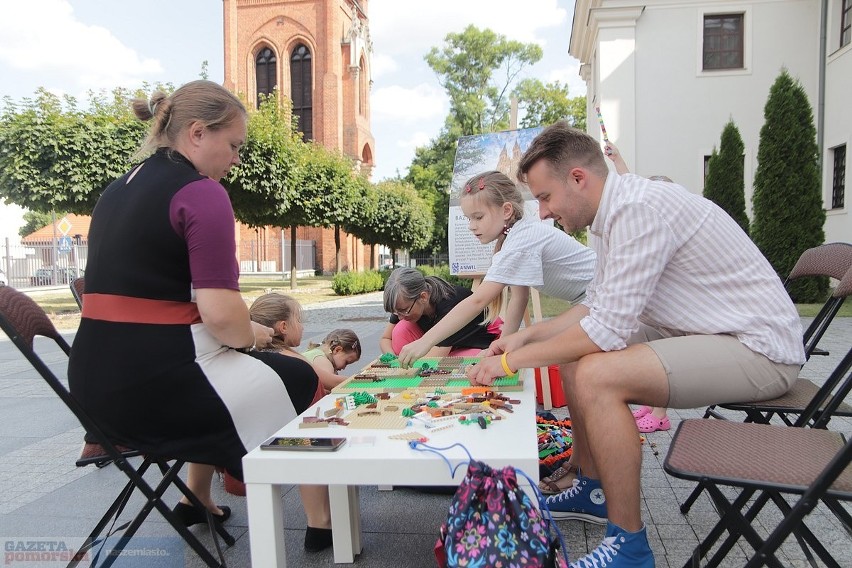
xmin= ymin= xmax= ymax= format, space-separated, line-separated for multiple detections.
xmin=704 ymin=120 xmax=749 ymax=233
xmin=752 ymin=70 xmax=826 ymax=302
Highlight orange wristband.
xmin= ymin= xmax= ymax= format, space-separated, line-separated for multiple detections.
xmin=500 ymin=352 xmax=515 ymax=376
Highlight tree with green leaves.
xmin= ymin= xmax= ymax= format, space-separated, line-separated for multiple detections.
xmin=0 ymin=88 xmax=147 ymax=215
xmin=294 ymin=142 xmax=363 ymax=273
xmin=342 ymin=176 xmax=381 ymax=269
xmin=225 ymin=93 xmax=365 ymax=283
xmin=704 ymin=119 xmax=749 ymax=233
xmin=751 ymin=70 xmax=826 ymax=302
xmin=515 ymin=79 xmax=586 ymax=131
xmin=18 ymin=210 xmax=58 ymax=238
xmin=404 ymin=122 xmax=460 ymax=253
xmin=226 ymin=93 xmax=301 ymax=227
xmin=425 ymin=25 xmax=543 ymax=135
xmin=371 ymin=180 xmax=433 ymax=261
xmin=408 ymin=26 xmax=585 ymax=255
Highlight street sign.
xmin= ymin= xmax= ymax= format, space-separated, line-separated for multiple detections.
xmin=58 ymin=236 xmax=72 ymax=253
xmin=57 ymin=217 xmax=72 ymax=236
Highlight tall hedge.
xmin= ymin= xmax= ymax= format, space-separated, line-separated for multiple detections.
xmin=704 ymin=120 xmax=749 ymax=233
xmin=751 ymin=70 xmax=826 ymax=302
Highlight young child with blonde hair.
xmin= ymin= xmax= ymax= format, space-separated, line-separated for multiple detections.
xmin=248 ymin=293 xmax=362 ymax=552
xmin=250 ymin=294 xmax=362 ymax=401
xmin=397 ymin=170 xmax=595 ymax=367
xmin=303 ymin=329 xmax=362 ymax=395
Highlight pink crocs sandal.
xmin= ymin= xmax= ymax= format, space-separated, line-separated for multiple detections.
xmin=635 ymin=414 xmax=671 ymax=433
xmin=631 ymin=405 xmax=653 ymax=419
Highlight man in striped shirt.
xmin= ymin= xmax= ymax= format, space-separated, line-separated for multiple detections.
xmin=467 ymin=122 xmax=805 ymax=568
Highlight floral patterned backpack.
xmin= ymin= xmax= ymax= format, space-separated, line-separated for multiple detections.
xmin=410 ymin=441 xmax=569 ymax=568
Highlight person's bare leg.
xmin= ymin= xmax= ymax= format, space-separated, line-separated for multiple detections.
xmin=180 ymin=463 xmax=224 ymax=515
xmin=571 ymin=344 xmax=669 ymax=532
xmin=650 ymin=406 xmax=668 ymax=419
xmin=300 ymin=485 xmax=331 ymax=529
xmin=539 ymin=363 xmax=588 ymax=490
xmin=560 ymin=361 xmax=599 ymax=479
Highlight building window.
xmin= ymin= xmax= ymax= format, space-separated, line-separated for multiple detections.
xmin=703 ymin=14 xmax=744 ymax=70
xmin=842 ymin=0 xmax=852 ymax=48
xmin=832 ymin=145 xmax=846 ymax=209
xmin=359 ymin=56 xmax=367 ymax=116
xmin=290 ymin=44 xmax=313 ymax=141
xmin=255 ymin=47 xmax=277 ymax=109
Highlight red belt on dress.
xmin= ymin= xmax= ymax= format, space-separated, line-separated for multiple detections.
xmin=81 ymin=294 xmax=202 ymax=324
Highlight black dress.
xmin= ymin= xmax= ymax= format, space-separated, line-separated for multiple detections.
xmin=68 ymin=150 xmax=317 ymax=478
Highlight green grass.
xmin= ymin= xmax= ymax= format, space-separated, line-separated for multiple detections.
xmin=796 ymin=302 xmax=852 ymax=318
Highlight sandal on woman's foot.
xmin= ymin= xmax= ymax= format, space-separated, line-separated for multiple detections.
xmin=538 ymin=463 xmax=579 ymax=494
xmin=632 ymin=405 xmax=653 ymax=419
xmin=635 ymin=414 xmax=671 ymax=433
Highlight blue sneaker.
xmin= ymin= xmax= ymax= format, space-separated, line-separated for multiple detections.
xmin=570 ymin=522 xmax=655 ymax=568
xmin=543 ymin=474 xmax=607 ymax=524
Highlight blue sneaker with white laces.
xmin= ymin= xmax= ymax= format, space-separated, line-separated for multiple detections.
xmin=569 ymin=522 xmax=655 ymax=568
xmin=543 ymin=473 xmax=607 ymax=524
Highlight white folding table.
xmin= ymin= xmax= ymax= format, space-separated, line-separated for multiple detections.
xmin=242 ymin=369 xmax=537 ymax=565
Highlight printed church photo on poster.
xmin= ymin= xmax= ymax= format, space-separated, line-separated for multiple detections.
xmin=448 ymin=127 xmax=546 ymax=276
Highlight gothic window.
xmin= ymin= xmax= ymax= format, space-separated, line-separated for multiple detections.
xmin=359 ymin=56 xmax=367 ymax=116
xmin=291 ymin=44 xmax=313 ymax=140
xmin=255 ymin=47 xmax=277 ymax=108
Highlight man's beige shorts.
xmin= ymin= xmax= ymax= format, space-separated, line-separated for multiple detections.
xmin=629 ymin=326 xmax=800 ymax=409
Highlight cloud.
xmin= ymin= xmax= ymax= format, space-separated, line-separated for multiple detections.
xmin=369 ymin=0 xmax=566 ymax=55
xmin=370 ymin=83 xmax=448 ymax=123
xmin=397 ymin=131 xmax=433 ymax=149
xmin=0 ymin=0 xmax=162 ymax=94
xmin=369 ymin=52 xmax=398 ymax=79
xmin=548 ymin=65 xmax=588 ymax=97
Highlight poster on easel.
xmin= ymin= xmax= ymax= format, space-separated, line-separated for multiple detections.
xmin=448 ymin=127 xmax=544 ymax=276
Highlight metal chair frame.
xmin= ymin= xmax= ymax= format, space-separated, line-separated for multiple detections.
xmin=665 ymin=345 xmax=852 ymax=568
xmin=0 ymin=286 xmax=233 ymax=567
xmin=680 ymin=248 xmax=852 ymax=515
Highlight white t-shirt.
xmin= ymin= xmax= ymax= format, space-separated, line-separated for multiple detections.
xmin=483 ymin=215 xmax=596 ymax=303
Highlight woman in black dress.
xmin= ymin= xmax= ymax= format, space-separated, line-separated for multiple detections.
xmin=68 ymin=80 xmax=317 ymax=526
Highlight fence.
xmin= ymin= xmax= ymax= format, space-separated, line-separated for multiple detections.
xmin=239 ymin=238 xmax=316 ymax=274
xmin=409 ymin=252 xmax=449 ymax=268
xmin=2 ymin=238 xmax=88 ymax=288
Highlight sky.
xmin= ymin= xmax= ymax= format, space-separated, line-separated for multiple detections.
xmin=0 ymin=0 xmax=585 ymax=240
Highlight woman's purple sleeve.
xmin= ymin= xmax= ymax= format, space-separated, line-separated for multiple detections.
xmin=169 ymin=178 xmax=240 ymax=290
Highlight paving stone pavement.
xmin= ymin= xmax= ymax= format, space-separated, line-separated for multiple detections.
xmin=0 ymin=289 xmax=849 ymax=567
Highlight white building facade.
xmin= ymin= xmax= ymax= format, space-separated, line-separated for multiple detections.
xmin=570 ymin=0 xmax=850 ymax=244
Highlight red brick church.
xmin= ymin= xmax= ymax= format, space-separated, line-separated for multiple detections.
xmin=223 ymin=0 xmax=376 ymax=273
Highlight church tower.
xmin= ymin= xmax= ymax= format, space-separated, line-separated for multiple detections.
xmin=223 ymin=0 xmax=376 ymax=273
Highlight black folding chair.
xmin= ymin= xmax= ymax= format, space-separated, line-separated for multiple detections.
xmin=0 ymin=286 xmax=234 ymax=567
xmin=714 ymin=261 xmax=852 ymax=427
xmin=704 ymin=243 xmax=852 ymax=424
xmin=680 ymin=246 xmax=852 ymax=514
xmin=70 ymin=276 xmax=85 ymax=309
xmin=665 ymin=345 xmax=852 ymax=568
